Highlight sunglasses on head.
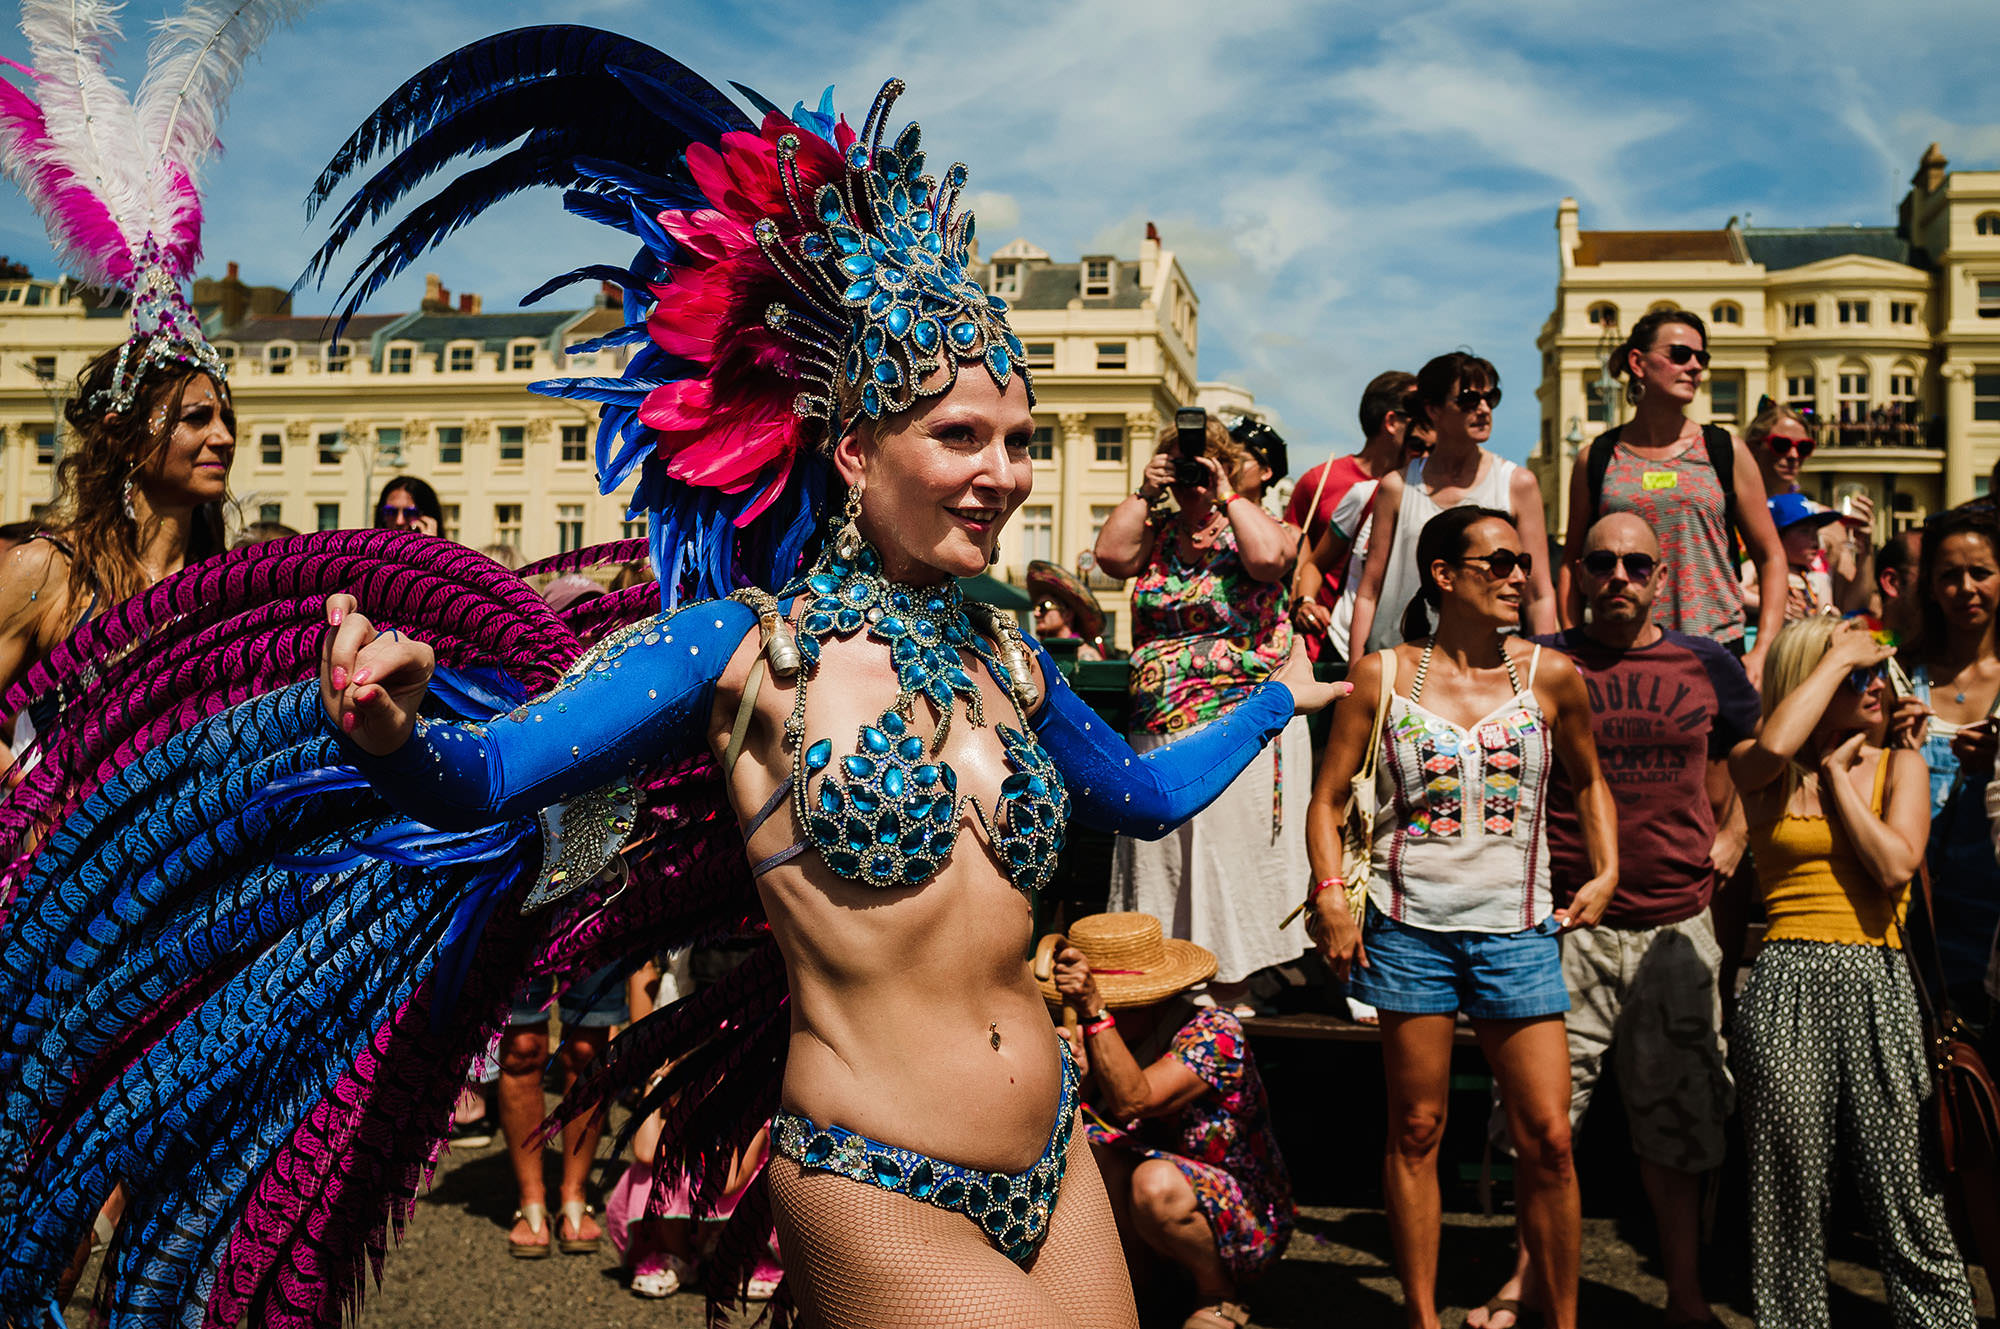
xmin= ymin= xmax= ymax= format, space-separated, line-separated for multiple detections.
xmin=1451 ymin=387 xmax=1502 ymax=413
xmin=1456 ymin=550 xmax=1533 ymax=580
xmin=1580 ymin=550 xmax=1658 ymax=582
xmin=379 ymin=504 xmax=423 ymax=521
xmin=1763 ymin=434 xmax=1815 ymax=460
xmin=1659 ymin=344 xmax=1711 ymax=368
xmin=1843 ymin=663 xmax=1887 ymax=694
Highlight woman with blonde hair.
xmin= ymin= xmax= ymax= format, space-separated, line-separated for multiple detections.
xmin=1728 ymin=615 xmax=1977 ymax=1327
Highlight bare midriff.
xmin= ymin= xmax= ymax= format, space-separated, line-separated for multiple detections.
xmin=715 ymin=622 xmax=1066 ymax=1176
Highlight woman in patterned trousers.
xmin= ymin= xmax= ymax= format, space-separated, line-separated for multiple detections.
xmin=1729 ymin=615 xmax=1978 ymax=1328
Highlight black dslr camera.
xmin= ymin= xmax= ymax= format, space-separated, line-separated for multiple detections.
xmin=1173 ymin=407 xmax=1210 ymax=487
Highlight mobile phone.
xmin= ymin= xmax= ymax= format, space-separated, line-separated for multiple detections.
xmin=1173 ymin=407 xmax=1209 ymax=487
xmin=1885 ymin=655 xmax=1916 ymax=701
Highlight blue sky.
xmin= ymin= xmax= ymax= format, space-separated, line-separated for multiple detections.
xmin=2 ymin=0 xmax=1998 ymax=472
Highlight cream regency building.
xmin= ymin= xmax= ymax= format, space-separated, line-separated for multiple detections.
xmin=0 ymin=224 xmax=1247 ymax=643
xmin=1531 ymin=144 xmax=2000 ymax=540
xmin=0 ymin=268 xmax=643 ymax=559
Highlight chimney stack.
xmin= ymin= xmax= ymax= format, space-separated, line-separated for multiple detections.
xmin=457 ymin=292 xmax=482 ymax=315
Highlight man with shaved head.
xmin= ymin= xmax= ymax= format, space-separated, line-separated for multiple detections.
xmin=1472 ymin=512 xmax=1759 ymax=1329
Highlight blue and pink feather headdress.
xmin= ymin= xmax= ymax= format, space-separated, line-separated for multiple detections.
xmin=304 ymin=32 xmax=1031 ymax=606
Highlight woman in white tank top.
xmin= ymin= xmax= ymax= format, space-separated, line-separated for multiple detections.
xmin=1303 ymin=506 xmax=1617 ymax=1329
xmin=1348 ymin=352 xmax=1559 ymax=656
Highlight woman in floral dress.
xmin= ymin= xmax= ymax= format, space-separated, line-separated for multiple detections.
xmin=1094 ymin=416 xmax=1311 ymax=1011
xmin=1043 ymin=912 xmax=1294 ymax=1329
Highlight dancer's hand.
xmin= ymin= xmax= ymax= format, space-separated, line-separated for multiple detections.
xmin=1276 ymin=637 xmax=1351 ymax=716
xmin=320 ymin=593 xmax=435 ymax=756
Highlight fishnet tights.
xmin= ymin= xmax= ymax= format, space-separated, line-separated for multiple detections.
xmin=768 ymin=1118 xmax=1138 ymax=1328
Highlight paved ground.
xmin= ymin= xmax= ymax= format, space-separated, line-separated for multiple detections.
xmin=65 ymin=1104 xmax=1992 ymax=1328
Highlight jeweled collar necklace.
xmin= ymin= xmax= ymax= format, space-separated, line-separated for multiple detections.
xmin=765 ymin=535 xmax=1066 ymax=894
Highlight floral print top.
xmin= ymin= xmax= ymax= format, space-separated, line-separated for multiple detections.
xmin=1128 ymin=518 xmax=1292 ymax=735
xmin=1085 ymin=1008 xmax=1295 ymax=1277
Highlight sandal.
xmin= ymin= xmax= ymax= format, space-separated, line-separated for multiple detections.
xmin=507 ymin=1204 xmax=551 ymax=1259
xmin=1183 ymin=1302 xmax=1250 ymax=1329
xmin=1464 ymin=1298 xmax=1544 ymax=1329
xmin=557 ymin=1199 xmax=601 ymax=1255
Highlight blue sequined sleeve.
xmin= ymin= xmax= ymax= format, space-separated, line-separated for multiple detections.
xmin=343 ymin=599 xmax=758 ymax=830
xmin=1025 ymin=639 xmax=1293 ymax=840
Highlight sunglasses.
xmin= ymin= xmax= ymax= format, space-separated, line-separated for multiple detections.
xmin=1843 ymin=663 xmax=1887 ymax=694
xmin=1659 ymin=344 xmax=1711 ymax=368
xmin=1456 ymin=550 xmax=1533 ymax=580
xmin=378 ymin=504 xmax=424 ymax=521
xmin=1035 ymin=600 xmax=1061 ymax=615
xmin=1763 ymin=434 xmax=1815 ymax=460
xmin=1451 ymin=387 xmax=1502 ymax=413
xmin=1580 ymin=550 xmax=1657 ymax=582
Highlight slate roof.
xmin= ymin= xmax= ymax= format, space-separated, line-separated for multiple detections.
xmin=1740 ymin=227 xmax=1925 ymax=271
xmin=388 ymin=310 xmax=585 ymax=350
xmin=223 ymin=314 xmax=399 ymax=345
xmin=984 ymin=261 xmax=1149 ymax=310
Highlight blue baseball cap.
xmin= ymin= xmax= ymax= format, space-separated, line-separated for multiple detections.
xmin=1768 ymin=492 xmax=1841 ymax=532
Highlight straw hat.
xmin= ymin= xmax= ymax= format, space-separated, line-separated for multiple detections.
xmin=1026 ymin=560 xmax=1106 ymax=642
xmin=1036 ymin=913 xmax=1217 ymax=1011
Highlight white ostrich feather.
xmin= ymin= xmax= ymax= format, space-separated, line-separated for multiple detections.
xmin=18 ymin=0 xmax=149 ymax=264
xmin=138 ymin=0 xmax=315 ymax=184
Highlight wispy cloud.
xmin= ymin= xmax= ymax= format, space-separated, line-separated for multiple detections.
xmin=2 ymin=0 xmax=1998 ymax=477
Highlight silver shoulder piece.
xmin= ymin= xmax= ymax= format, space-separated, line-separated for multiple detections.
xmin=522 ymin=781 xmax=638 ymax=913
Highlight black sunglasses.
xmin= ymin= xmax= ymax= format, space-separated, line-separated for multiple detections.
xmin=378 ymin=504 xmax=424 ymax=521
xmin=1844 ymin=663 xmax=1887 ymax=694
xmin=1456 ymin=550 xmax=1533 ymax=580
xmin=1661 ymin=344 xmax=1711 ymax=368
xmin=1451 ymin=387 xmax=1502 ymax=413
xmin=1580 ymin=550 xmax=1658 ymax=582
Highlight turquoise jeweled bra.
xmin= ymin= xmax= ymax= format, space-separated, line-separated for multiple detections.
xmin=772 ymin=539 xmax=1068 ymax=897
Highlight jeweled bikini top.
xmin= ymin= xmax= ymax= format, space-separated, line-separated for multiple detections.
xmin=759 ymin=539 xmax=1068 ymax=897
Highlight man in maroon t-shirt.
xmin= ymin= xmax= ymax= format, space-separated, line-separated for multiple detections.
xmin=1473 ymin=513 xmax=1758 ymax=1329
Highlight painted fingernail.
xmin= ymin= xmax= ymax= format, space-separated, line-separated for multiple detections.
xmin=331 ymin=667 xmax=346 ymax=690
xmin=341 ymin=711 xmax=356 ymax=733
xmin=353 ymin=668 xmax=371 ymax=686
xmin=331 ymin=609 xmax=343 ymax=626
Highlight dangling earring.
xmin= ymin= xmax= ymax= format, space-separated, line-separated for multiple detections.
xmin=121 ymin=477 xmax=137 ymax=521
xmin=835 ymin=483 xmax=865 ymax=562
xmin=988 ymin=540 xmax=1000 ymax=567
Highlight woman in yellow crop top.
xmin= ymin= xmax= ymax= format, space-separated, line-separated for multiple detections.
xmin=1726 ymin=616 xmax=1977 ymax=1329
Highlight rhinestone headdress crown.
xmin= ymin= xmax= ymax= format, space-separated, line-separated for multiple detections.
xmin=751 ymin=81 xmax=1031 ymax=438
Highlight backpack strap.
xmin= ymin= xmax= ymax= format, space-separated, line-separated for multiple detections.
xmin=1699 ymin=423 xmax=1742 ymax=563
xmin=1582 ymin=425 xmax=1623 ymax=530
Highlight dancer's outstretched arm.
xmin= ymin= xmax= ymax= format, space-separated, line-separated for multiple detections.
xmin=1026 ymin=637 xmax=1346 ymax=839
xmin=321 ymin=592 xmax=756 ymax=828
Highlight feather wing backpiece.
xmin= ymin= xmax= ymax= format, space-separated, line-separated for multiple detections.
xmin=0 ymin=533 xmax=783 ymax=1326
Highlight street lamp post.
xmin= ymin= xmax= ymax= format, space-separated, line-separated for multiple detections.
xmin=327 ymin=426 xmax=405 ymax=527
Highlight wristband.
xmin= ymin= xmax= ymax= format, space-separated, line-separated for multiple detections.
xmin=1081 ymin=1010 xmax=1116 ymax=1037
xmin=1308 ymin=875 xmax=1344 ymax=902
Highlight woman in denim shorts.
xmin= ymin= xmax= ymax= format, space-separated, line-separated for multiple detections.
xmin=1305 ymin=506 xmax=1618 ymax=1329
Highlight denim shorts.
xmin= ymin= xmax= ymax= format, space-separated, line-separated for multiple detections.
xmin=1347 ymin=907 xmax=1570 ymax=1021
xmin=509 ymin=961 xmax=630 ymax=1029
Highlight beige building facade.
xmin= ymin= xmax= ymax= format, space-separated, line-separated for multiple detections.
xmin=0 ymin=270 xmax=642 ymax=560
xmin=1532 ymin=144 xmax=2000 ymax=540
xmin=0 ymin=223 xmax=1247 ymax=639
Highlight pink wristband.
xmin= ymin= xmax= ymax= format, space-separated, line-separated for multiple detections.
xmin=1308 ymin=875 xmax=1344 ymax=902
xmin=1082 ymin=1010 xmax=1116 ymax=1037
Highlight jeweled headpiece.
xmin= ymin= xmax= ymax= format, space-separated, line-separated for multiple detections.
xmin=0 ymin=0 xmax=301 ymax=413
xmin=304 ymin=29 xmax=1030 ymax=605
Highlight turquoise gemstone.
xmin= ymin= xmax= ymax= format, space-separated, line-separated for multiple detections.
xmin=843 ymin=755 xmax=874 ymax=778
xmin=805 ymin=739 xmax=832 ymax=772
xmin=862 ymin=726 xmax=891 ymax=754
xmin=883 ymin=767 xmax=905 ymax=798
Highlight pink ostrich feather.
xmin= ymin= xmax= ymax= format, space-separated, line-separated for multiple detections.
xmin=0 ymin=58 xmax=134 ymax=286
